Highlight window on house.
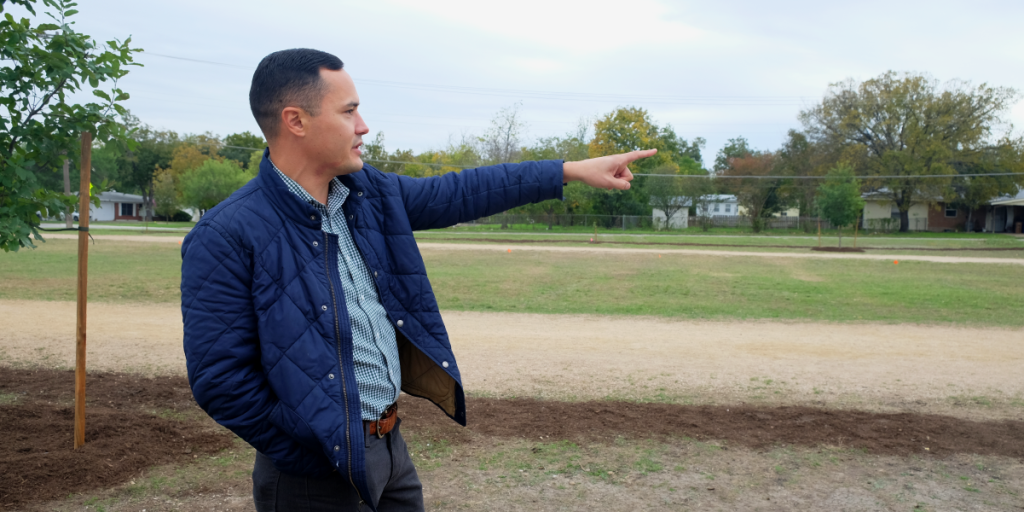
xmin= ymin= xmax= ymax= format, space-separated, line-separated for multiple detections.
xmin=713 ymin=203 xmax=720 ymax=212
xmin=945 ymin=206 xmax=957 ymax=218
xmin=120 ymin=203 xmax=133 ymax=216
xmin=780 ymin=211 xmax=788 ymax=217
xmin=724 ymin=204 xmax=731 ymax=213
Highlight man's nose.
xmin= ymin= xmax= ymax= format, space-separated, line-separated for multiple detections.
xmin=355 ymin=111 xmax=369 ymax=136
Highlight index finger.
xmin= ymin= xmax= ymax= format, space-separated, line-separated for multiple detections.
xmin=622 ymin=149 xmax=658 ymax=163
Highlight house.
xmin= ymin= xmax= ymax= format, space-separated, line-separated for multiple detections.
xmin=81 ymin=191 xmax=152 ymax=222
xmin=652 ymin=195 xmax=800 ymax=228
xmin=860 ymin=188 xmax=1024 ymax=232
xmin=986 ymin=189 xmax=1024 ymax=233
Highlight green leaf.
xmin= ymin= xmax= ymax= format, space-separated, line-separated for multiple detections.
xmin=92 ymin=89 xmax=110 ymax=101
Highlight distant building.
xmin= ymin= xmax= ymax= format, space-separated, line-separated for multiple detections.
xmin=861 ymin=188 xmax=1023 ymax=232
xmin=81 ymin=191 xmax=151 ymax=222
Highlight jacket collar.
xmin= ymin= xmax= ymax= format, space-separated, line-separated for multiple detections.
xmin=256 ymin=148 xmax=369 ymax=229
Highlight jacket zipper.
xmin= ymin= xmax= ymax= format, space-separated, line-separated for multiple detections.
xmin=324 ymin=231 xmax=364 ymax=504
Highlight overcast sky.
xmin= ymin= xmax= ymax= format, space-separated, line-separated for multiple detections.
xmin=27 ymin=0 xmax=1024 ymax=165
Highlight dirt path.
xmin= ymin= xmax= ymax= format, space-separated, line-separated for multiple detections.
xmin=3 ymin=300 xmax=1021 ymax=420
xmin=419 ymin=242 xmax=1024 ymax=265
xmin=40 ymin=234 xmax=1024 ymax=264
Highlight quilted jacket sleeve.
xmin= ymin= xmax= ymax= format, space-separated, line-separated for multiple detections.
xmin=181 ymin=223 xmax=289 ymax=457
xmin=395 ymin=160 xmax=564 ymax=231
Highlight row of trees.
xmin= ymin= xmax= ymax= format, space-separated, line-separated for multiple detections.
xmin=4 ymin=0 xmax=1021 ymax=252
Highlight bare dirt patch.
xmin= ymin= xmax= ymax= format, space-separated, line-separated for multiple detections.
xmin=0 ymin=367 xmax=233 ymax=508
xmin=5 ymin=366 xmax=1023 ymax=510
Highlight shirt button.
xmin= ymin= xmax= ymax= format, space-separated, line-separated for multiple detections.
xmin=442 ymin=361 xmax=449 ymax=368
xmin=322 ymin=305 xmax=328 ymax=311
xmin=328 ymin=373 xmax=335 ymax=379
xmin=396 ymin=320 xmax=403 ymax=328
xmin=312 ymin=241 xmax=318 ymax=247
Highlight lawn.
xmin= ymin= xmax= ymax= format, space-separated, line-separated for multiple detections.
xmin=2 ymin=238 xmax=1021 ymax=326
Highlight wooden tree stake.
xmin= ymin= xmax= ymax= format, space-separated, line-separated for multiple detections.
xmin=74 ymin=132 xmax=92 ymax=449
xmin=817 ymin=219 xmax=822 ymax=247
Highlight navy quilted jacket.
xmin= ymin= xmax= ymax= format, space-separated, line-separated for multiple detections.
xmin=181 ymin=150 xmax=563 ymax=503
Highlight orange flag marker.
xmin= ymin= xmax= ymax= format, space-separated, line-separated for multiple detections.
xmin=894 ymin=260 xmax=899 ymax=265
xmin=507 ymin=248 xmax=511 ymax=253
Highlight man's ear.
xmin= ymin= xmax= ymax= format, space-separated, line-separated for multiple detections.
xmin=281 ymin=106 xmax=307 ymax=138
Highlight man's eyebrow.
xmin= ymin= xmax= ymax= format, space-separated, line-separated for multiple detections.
xmin=346 ymin=101 xmax=360 ymax=108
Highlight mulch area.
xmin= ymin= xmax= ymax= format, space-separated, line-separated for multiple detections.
xmin=423 ymin=236 xmax=1024 ymax=252
xmin=3 ymin=367 xmax=1024 ymax=507
xmin=810 ymin=247 xmax=866 ymax=253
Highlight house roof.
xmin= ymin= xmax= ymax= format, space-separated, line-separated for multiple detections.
xmin=653 ymin=194 xmax=737 ymax=207
xmin=96 ymin=191 xmax=144 ymax=202
xmin=990 ymin=189 xmax=1024 ymax=207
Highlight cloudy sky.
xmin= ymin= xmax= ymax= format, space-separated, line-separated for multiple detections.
xmin=24 ymin=0 xmax=1024 ymax=164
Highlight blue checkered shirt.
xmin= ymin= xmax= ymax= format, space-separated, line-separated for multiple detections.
xmin=272 ymin=162 xmax=401 ymax=420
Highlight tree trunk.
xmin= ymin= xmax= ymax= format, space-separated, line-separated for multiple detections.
xmin=965 ymin=209 xmax=973 ymax=232
xmin=899 ymin=209 xmax=910 ymax=232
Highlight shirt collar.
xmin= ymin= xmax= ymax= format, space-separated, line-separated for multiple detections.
xmin=269 ymin=159 xmax=349 ymax=218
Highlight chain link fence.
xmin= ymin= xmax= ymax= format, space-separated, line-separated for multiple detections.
xmin=463 ymin=214 xmax=839 ymax=231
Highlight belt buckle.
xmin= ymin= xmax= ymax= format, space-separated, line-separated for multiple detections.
xmin=376 ymin=404 xmax=396 ymax=438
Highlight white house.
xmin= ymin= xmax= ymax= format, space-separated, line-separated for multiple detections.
xmin=80 ymin=191 xmax=150 ymax=222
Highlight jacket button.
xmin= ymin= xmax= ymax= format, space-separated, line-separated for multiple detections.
xmin=328 ymin=373 xmax=335 ymax=380
xmin=310 ymin=215 xmax=317 ymax=221
xmin=349 ymin=214 xmax=354 ymax=220
xmin=373 ymin=271 xmax=378 ymax=278
xmin=442 ymin=361 xmax=449 ymax=368
xmin=334 ymin=445 xmax=340 ymax=452
xmin=396 ymin=320 xmax=404 ymax=328
xmin=322 ymin=305 xmax=328 ymax=311
xmin=357 ymin=191 xmax=363 ymax=197
xmin=312 ymin=241 xmax=318 ymax=247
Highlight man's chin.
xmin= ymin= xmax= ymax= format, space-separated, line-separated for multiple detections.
xmin=335 ymin=158 xmax=364 ymax=176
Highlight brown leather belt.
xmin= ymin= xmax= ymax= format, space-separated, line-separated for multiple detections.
xmin=367 ymin=403 xmax=398 ymax=438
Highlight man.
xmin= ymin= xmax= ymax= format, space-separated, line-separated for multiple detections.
xmin=181 ymin=48 xmax=654 ymax=511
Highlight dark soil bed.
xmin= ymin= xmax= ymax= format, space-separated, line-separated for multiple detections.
xmin=4 ymin=367 xmax=1024 ymax=508
xmin=0 ymin=367 xmax=233 ymax=508
xmin=811 ymin=246 xmax=866 ymax=253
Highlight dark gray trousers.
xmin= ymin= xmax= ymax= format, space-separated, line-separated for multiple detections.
xmin=252 ymin=418 xmax=423 ymax=511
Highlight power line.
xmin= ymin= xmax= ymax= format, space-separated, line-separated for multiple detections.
xmin=142 ymin=51 xmax=810 ymax=106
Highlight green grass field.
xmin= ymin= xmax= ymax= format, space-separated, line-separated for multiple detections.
xmin=2 ymin=238 xmax=1021 ymax=326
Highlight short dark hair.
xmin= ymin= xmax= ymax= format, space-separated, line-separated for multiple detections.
xmin=249 ymin=49 xmax=344 ymax=139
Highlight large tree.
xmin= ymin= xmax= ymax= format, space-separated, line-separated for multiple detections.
xmin=0 ymin=0 xmax=139 ymax=251
xmin=721 ymin=152 xmax=787 ymax=233
xmin=800 ymin=71 xmax=1021 ymax=232
xmin=588 ymin=106 xmax=702 ymax=216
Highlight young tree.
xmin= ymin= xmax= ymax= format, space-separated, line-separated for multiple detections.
xmin=152 ymin=169 xmax=178 ymax=219
xmin=179 ymin=159 xmax=253 ymax=215
xmin=800 ymin=71 xmax=1021 ymax=232
xmin=0 ymin=0 xmax=139 ymax=251
xmin=816 ymin=164 xmax=865 ymax=247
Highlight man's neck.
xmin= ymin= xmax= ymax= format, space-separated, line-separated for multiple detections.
xmin=267 ymin=145 xmax=332 ymax=205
